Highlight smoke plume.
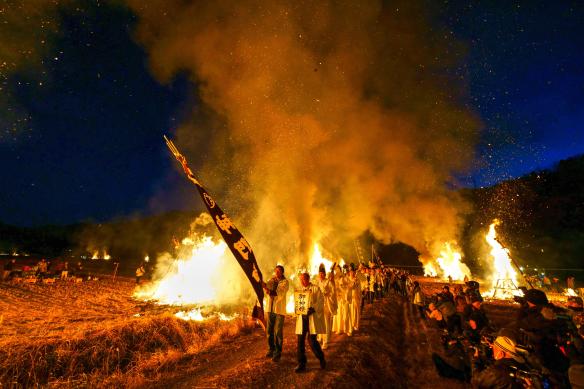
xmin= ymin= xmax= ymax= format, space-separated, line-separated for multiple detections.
xmin=127 ymin=0 xmax=479 ymax=269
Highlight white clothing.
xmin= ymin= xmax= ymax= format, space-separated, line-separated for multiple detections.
xmin=295 ymin=283 xmax=326 ymax=335
xmin=265 ymin=277 xmax=289 ymax=315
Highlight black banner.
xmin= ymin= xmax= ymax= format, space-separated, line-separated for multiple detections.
xmin=164 ymin=136 xmax=265 ymax=328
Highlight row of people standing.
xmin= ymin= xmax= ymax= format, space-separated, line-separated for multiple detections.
xmin=262 ymin=262 xmax=396 ymax=373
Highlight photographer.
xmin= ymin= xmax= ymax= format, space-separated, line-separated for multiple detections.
xmin=464 ymin=296 xmax=490 ymax=343
xmin=512 ymin=289 xmax=570 ymax=376
xmin=471 ymin=335 xmax=529 ymax=389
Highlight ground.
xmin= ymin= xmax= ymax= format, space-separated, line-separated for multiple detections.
xmin=0 ymin=277 xmax=518 ymax=388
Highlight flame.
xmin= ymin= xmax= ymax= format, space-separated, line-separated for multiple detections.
xmin=423 ymin=261 xmax=438 ymax=277
xmin=175 ymin=307 xmax=238 ymax=322
xmin=144 ymin=255 xmax=150 ymax=263
xmin=422 ymin=242 xmax=470 ymax=281
xmin=135 ymin=235 xmax=242 ymax=306
xmin=283 ymin=243 xmax=335 ymax=315
xmin=566 ymin=288 xmax=578 ymax=297
xmin=435 ymin=242 xmax=471 ymax=281
xmin=91 ymin=250 xmax=99 ymax=260
xmin=485 ymin=220 xmax=520 ymax=298
xmin=176 ymin=307 xmax=205 ymax=321
xmin=103 ymin=251 xmax=111 ymax=261
xmin=309 ymin=243 xmax=334 ymax=276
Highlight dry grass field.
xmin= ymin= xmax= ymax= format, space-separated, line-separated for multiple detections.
xmin=0 ymin=277 xmax=253 ymax=387
xmin=0 ymin=275 xmax=527 ymax=388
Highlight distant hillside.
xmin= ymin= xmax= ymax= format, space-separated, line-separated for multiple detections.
xmin=2 ymin=155 xmax=583 ymax=275
xmin=461 ymin=154 xmax=584 ymax=274
xmin=0 ymin=211 xmax=201 ymax=263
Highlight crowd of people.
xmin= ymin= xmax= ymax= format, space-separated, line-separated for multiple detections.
xmin=2 ymin=258 xmax=87 ymax=282
xmin=261 ymin=262 xmax=413 ymax=373
xmin=416 ymin=279 xmax=583 ymax=388
xmin=261 ymin=262 xmax=584 ymax=388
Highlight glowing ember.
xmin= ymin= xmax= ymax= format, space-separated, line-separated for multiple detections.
xmin=175 ymin=308 xmax=238 ymax=322
xmin=435 ymin=242 xmax=471 ymax=281
xmin=176 ymin=307 xmax=205 ymax=321
xmin=485 ymin=219 xmax=520 ymax=299
xmin=566 ymin=288 xmax=578 ymax=297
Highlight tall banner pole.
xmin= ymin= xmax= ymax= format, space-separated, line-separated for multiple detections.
xmin=164 ymin=136 xmax=266 ymax=330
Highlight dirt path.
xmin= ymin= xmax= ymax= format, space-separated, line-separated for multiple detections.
xmin=149 ymin=294 xmax=459 ymax=389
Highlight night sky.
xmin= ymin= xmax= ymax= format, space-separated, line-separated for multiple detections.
xmin=1 ymin=1 xmax=583 ymax=226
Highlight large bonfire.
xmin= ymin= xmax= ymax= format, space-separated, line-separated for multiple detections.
xmin=134 ymin=230 xmax=246 ymax=321
xmin=423 ymin=241 xmax=471 ymax=282
xmin=484 ymin=219 xmax=522 ymax=299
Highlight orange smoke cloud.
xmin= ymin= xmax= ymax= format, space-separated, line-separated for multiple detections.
xmin=127 ymin=0 xmax=479 ymax=267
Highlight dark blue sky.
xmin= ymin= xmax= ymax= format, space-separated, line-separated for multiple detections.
xmin=1 ymin=1 xmax=583 ymax=226
xmin=440 ymin=1 xmax=584 ymax=186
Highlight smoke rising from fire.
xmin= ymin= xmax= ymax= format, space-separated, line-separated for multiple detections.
xmin=127 ymin=0 xmax=479 ymax=268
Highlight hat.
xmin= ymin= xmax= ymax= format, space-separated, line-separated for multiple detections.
xmin=318 ymin=263 xmax=326 ymax=274
xmin=493 ymin=336 xmax=525 ymax=363
xmin=524 ymin=289 xmax=548 ymax=306
xmin=465 ymin=280 xmax=479 ymax=289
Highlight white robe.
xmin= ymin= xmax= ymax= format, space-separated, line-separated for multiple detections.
xmin=315 ymin=277 xmax=335 ymax=345
xmin=295 ymin=283 xmax=326 ymax=335
xmin=346 ymin=276 xmax=362 ymax=331
xmin=332 ymin=274 xmax=351 ymax=334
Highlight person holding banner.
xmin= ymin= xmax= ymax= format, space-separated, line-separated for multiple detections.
xmin=263 ymin=265 xmax=289 ymax=362
xmin=295 ymin=272 xmax=326 ymax=373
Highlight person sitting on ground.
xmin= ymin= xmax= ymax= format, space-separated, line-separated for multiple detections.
xmin=511 ymin=288 xmax=570 ymax=375
xmin=464 ymin=280 xmax=483 ymax=304
xmin=471 ymin=335 xmax=529 ymax=388
xmin=440 ymin=285 xmax=455 ymax=303
xmin=437 ymin=294 xmax=461 ymax=334
xmin=463 ymin=296 xmax=489 ymax=343
xmin=427 ymin=303 xmax=446 ymax=329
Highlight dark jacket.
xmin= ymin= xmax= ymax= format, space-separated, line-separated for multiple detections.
xmin=511 ymin=306 xmax=570 ymax=373
xmin=471 ymin=358 xmax=527 ymax=389
xmin=465 ymin=306 xmax=489 ymax=332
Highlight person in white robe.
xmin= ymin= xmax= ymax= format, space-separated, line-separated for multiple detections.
xmin=315 ymin=263 xmax=336 ymax=349
xmin=295 ymin=272 xmax=326 ymax=372
xmin=346 ymin=267 xmax=362 ymax=334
